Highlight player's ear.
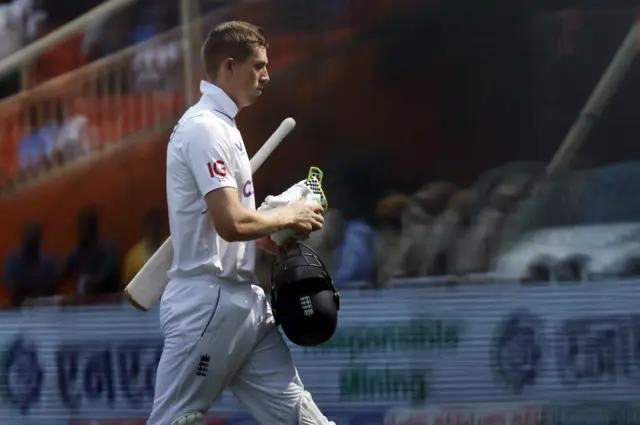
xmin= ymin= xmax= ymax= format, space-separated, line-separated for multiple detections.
xmin=223 ymin=57 xmax=234 ymax=74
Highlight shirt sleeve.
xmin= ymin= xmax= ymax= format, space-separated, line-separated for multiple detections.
xmin=182 ymin=121 xmax=237 ymax=197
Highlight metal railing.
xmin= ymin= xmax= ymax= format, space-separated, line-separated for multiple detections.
xmin=0 ymin=0 xmax=403 ymax=195
xmin=0 ymin=25 xmax=189 ymax=194
xmin=0 ymin=0 xmax=141 ymax=86
xmin=0 ymin=0 xmax=275 ymax=194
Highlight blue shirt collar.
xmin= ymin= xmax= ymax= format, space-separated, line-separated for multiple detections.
xmin=200 ymin=80 xmax=238 ymax=120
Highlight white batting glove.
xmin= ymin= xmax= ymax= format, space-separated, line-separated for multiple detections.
xmin=258 ymin=180 xmax=323 ymax=246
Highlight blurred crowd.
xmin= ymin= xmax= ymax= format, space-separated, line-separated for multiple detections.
xmin=4 ymin=170 xmax=528 ymax=309
xmin=3 ymin=143 xmax=540 ymax=307
xmin=9 ymin=153 xmax=640 ymax=307
xmin=282 ymin=172 xmax=536 ymax=289
xmin=0 ymin=0 xmax=192 ymax=184
xmin=0 ymin=0 xmax=349 ymax=99
xmin=0 ymin=0 xmax=197 ymax=99
xmin=8 ymin=158 xmax=640 ymax=308
xmin=0 ymin=0 xmax=351 ymax=186
xmin=285 ymin=160 xmax=640 ymax=289
xmin=3 ymin=205 xmax=165 ymax=308
xmin=15 ymin=101 xmax=96 ymax=181
xmin=0 ymin=161 xmax=562 ymax=308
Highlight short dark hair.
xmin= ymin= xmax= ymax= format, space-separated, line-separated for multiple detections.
xmin=201 ymin=20 xmax=269 ymax=79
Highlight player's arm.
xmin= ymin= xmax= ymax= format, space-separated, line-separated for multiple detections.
xmin=185 ymin=121 xmax=323 ymax=243
xmin=204 ymin=187 xmax=318 ymax=242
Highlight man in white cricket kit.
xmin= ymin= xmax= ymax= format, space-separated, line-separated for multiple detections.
xmin=147 ymin=21 xmax=334 ymax=425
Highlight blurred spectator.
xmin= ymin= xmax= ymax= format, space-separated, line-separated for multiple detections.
xmin=470 ymin=162 xmax=545 ymax=216
xmin=132 ymin=39 xmax=183 ymax=92
xmin=497 ymin=175 xmax=579 ymax=253
xmin=3 ymin=220 xmax=58 ymax=307
xmin=455 ymin=174 xmax=531 ymax=275
xmin=122 ymin=208 xmax=164 ymax=286
xmin=0 ymin=0 xmax=46 ymax=98
xmin=372 ymin=193 xmax=409 ymax=287
xmin=333 ymin=219 xmax=375 ymax=285
xmin=84 ymin=0 xmax=182 ymax=91
xmin=333 ymin=190 xmax=376 ymax=285
xmin=54 ymin=103 xmax=93 ymax=164
xmin=0 ymin=3 xmax=22 ymax=98
xmin=37 ymin=101 xmax=62 ymax=167
xmin=0 ymin=0 xmax=45 ymax=53
xmin=18 ymin=104 xmax=53 ymax=178
xmin=421 ymin=189 xmax=475 ymax=276
xmin=60 ymin=207 xmax=120 ymax=296
xmin=0 ymin=2 xmax=22 ymax=60
xmin=18 ymin=99 xmax=95 ymax=172
xmin=379 ymin=182 xmax=455 ymax=283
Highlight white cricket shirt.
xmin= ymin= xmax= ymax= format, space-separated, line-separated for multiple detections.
xmin=166 ymin=81 xmax=256 ymax=282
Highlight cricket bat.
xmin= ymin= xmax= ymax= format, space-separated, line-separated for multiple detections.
xmin=125 ymin=117 xmax=297 ymax=311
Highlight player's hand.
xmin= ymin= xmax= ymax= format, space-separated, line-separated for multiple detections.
xmin=282 ymin=202 xmax=324 ymax=236
xmin=256 ymin=236 xmax=281 ymax=255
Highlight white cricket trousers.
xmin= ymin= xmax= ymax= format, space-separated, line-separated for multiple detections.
xmin=147 ymin=277 xmax=304 ymax=425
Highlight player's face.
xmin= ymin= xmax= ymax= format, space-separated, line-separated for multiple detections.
xmin=232 ymin=46 xmax=269 ymax=108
